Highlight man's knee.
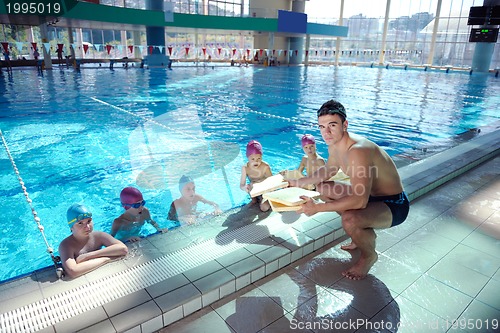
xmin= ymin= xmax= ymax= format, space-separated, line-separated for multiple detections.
xmin=341 ymin=210 xmax=359 ymax=232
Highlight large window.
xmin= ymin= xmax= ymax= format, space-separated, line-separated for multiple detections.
xmin=1 ymin=0 xmax=498 ymax=68
xmin=166 ymin=31 xmax=253 ymax=60
xmin=306 ymin=0 xmax=498 ymax=68
xmin=172 ymin=0 xmax=204 ymax=14
xmin=428 ymin=0 xmax=482 ymax=67
xmin=171 ymin=0 xmax=245 ymax=16
xmin=207 ymin=0 xmax=244 ymax=16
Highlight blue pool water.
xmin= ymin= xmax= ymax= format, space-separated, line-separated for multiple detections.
xmin=0 ymin=66 xmax=499 ymax=283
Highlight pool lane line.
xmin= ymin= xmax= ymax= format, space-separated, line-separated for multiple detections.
xmin=90 ymin=97 xmax=205 ymax=143
xmin=0 ymin=129 xmax=62 ymax=278
xmin=90 ymin=97 xmax=236 ymax=205
xmin=256 ymin=70 xmax=487 ymax=102
xmin=91 ymin=95 xmax=310 ymax=144
xmin=167 ymin=80 xmax=458 ymax=121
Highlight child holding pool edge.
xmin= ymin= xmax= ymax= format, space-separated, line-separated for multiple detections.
xmin=168 ymin=175 xmax=222 ymax=225
xmin=111 ymin=187 xmax=167 ymax=242
xmin=59 ymin=204 xmax=128 ymax=279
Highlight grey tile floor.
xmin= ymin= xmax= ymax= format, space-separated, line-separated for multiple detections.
xmin=159 ymin=156 xmax=500 ymax=333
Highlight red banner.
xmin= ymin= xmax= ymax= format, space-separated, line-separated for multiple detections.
xmin=259 ymin=49 xmax=263 ymax=57
xmin=294 ymin=50 xmax=298 ymax=56
xmin=272 ymin=49 xmax=275 ymax=55
xmin=167 ymin=46 xmax=172 ymax=55
xmin=202 ymin=47 xmax=206 ymax=56
xmin=246 ymin=49 xmax=251 ymax=57
xmin=57 ymin=43 xmax=64 ymax=52
xmin=83 ymin=44 xmax=89 ymax=54
xmin=217 ymin=47 xmax=222 ymax=55
xmin=1 ymin=42 xmax=9 ymax=53
xmin=284 ymin=50 xmax=288 ymax=57
xmin=148 ymin=45 xmax=154 ymax=54
xmin=31 ymin=42 xmax=37 ymax=50
xmin=128 ymin=45 xmax=134 ymax=53
xmin=185 ymin=47 xmax=189 ymax=55
xmin=305 ymin=50 xmax=309 ymax=57
xmin=106 ymin=45 xmax=112 ymax=54
xmin=232 ymin=49 xmax=236 ymax=56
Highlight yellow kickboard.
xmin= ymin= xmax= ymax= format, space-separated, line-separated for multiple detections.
xmin=330 ymin=169 xmax=350 ymax=182
xmin=268 ymin=200 xmax=302 ymax=212
xmin=281 ymin=169 xmax=350 ymax=188
xmin=263 ymin=187 xmax=320 ymax=207
xmin=250 ymin=174 xmax=288 ymax=198
xmin=281 ymin=169 xmax=316 ymax=190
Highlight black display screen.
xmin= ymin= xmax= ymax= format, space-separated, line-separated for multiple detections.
xmin=469 ymin=28 xmax=499 ymax=43
xmin=468 ymin=6 xmax=489 ymax=25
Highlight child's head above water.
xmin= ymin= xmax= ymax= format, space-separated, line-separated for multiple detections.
xmin=67 ymin=203 xmax=92 ymax=229
xmin=301 ymin=134 xmax=317 ymax=155
xmin=246 ymin=140 xmax=263 ymax=167
xmin=246 ymin=140 xmax=262 ymax=157
xmin=179 ymin=175 xmax=195 ymax=199
xmin=301 ymin=134 xmax=315 ymax=147
xmin=120 ymin=187 xmax=145 ymax=210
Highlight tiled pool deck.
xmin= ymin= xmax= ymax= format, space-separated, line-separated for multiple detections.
xmin=0 ymin=130 xmax=498 ymax=333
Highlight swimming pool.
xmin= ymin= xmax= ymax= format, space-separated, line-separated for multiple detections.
xmin=0 ymin=65 xmax=499 ymax=283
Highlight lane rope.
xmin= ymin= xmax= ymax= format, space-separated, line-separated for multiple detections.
xmin=0 ymin=130 xmax=63 ymax=278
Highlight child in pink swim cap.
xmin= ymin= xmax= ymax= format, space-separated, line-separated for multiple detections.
xmin=298 ymin=134 xmax=326 ymax=177
xmin=111 ymin=187 xmax=167 ymax=242
xmin=240 ymin=140 xmax=272 ymax=212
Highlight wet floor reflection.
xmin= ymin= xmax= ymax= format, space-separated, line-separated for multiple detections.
xmin=219 ymin=257 xmax=400 ymax=333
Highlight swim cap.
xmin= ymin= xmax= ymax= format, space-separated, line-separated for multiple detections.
xmin=301 ymin=134 xmax=316 ymax=147
xmin=246 ymin=140 xmax=263 ymax=157
xmin=67 ymin=204 xmax=92 ymax=229
xmin=179 ymin=175 xmax=194 ymax=192
xmin=120 ymin=187 xmax=143 ymax=207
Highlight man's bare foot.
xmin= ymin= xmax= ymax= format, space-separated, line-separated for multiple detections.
xmin=342 ymin=252 xmax=378 ymax=280
xmin=340 ymin=242 xmax=357 ymax=251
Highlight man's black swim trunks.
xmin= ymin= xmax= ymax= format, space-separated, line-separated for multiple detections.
xmin=368 ymin=192 xmax=409 ymax=227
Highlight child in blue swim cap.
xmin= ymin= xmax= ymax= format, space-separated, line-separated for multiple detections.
xmin=58 ymin=203 xmax=128 ymax=279
xmin=168 ymin=175 xmax=222 ymax=225
xmin=111 ymin=187 xmax=167 ymax=242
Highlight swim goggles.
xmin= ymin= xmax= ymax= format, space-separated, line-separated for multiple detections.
xmin=67 ymin=212 xmax=92 ymax=225
xmin=122 ymin=200 xmax=146 ymax=209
